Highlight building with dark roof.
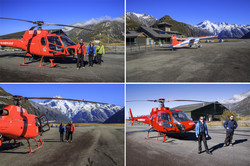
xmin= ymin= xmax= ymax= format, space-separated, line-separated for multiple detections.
xmin=172 ymin=102 xmax=227 ymax=121
xmin=126 ymin=22 xmax=182 ymax=45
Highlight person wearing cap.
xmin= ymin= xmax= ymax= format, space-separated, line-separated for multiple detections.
xmin=223 ymin=115 xmax=238 ymax=146
xmin=196 ymin=116 xmax=212 ymax=154
xmin=75 ymin=39 xmax=86 ymax=69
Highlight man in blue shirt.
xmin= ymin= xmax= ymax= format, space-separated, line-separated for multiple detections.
xmin=223 ymin=115 xmax=238 ymax=146
xmin=196 ymin=116 xmax=212 ymax=154
xmin=59 ymin=122 xmax=65 ymax=142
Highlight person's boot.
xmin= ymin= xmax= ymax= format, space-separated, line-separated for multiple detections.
xmin=206 ymin=151 xmax=212 ymax=155
xmin=198 ymin=151 xmax=202 ymax=154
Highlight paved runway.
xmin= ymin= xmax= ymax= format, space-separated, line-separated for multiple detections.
xmin=0 ymin=51 xmax=124 ymax=82
xmin=0 ymin=125 xmax=124 ymax=166
xmin=126 ymin=125 xmax=250 ymax=166
xmin=127 ymin=40 xmax=250 ymax=82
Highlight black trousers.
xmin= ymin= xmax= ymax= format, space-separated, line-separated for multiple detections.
xmin=198 ymin=132 xmax=209 ymax=152
xmin=224 ymin=131 xmax=234 ymax=145
xmin=60 ymin=132 xmax=64 ymax=142
xmin=89 ymin=53 xmax=94 ymax=66
xmin=68 ymin=132 xmax=73 ymax=141
xmin=77 ymin=54 xmax=84 ymax=67
xmin=97 ymin=54 xmax=102 ymax=64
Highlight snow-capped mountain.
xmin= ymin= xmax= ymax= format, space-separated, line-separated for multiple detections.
xmin=63 ymin=16 xmax=124 ymax=43
xmin=126 ymin=12 xmax=157 ymax=27
xmin=38 ymin=96 xmax=123 ymax=123
xmin=193 ymin=20 xmax=250 ymax=38
xmin=63 ymin=16 xmax=123 ymax=32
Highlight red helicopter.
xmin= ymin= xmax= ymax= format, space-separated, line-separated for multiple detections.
xmin=0 ymin=17 xmax=92 ymax=68
xmin=128 ymin=98 xmax=210 ymax=142
xmin=0 ymin=95 xmax=108 ymax=154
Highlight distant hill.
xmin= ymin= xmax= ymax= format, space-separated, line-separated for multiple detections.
xmin=241 ymin=31 xmax=250 ymax=39
xmin=104 ymin=108 xmax=125 ymax=123
xmin=0 ymin=87 xmax=41 ymax=116
xmin=156 ymin=15 xmax=197 ymax=37
xmin=230 ymin=96 xmax=250 ymax=116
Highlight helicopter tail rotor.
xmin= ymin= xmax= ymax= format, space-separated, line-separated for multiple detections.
xmin=129 ymin=108 xmax=134 ymax=126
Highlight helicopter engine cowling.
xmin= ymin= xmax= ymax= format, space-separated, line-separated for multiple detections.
xmin=176 ymin=123 xmax=185 ymax=133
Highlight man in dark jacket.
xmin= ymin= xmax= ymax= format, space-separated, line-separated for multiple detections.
xmin=59 ymin=122 xmax=65 ymax=142
xmin=223 ymin=115 xmax=238 ymax=146
xmin=195 ymin=116 xmax=212 ymax=154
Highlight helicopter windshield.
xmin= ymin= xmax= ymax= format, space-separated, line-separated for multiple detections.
xmin=60 ymin=36 xmax=76 ymax=47
xmin=47 ymin=36 xmax=62 ymax=46
xmin=172 ymin=112 xmax=192 ymax=123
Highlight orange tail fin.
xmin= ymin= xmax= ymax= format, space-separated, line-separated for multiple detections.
xmin=129 ymin=108 xmax=134 ymax=125
xmin=172 ymin=36 xmax=179 ymax=46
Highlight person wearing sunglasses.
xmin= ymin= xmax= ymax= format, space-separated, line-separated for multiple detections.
xmin=195 ymin=116 xmax=212 ymax=154
xmin=223 ymin=115 xmax=238 ymax=147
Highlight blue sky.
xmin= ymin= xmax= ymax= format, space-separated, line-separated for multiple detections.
xmin=0 ymin=84 xmax=124 ymax=106
xmin=0 ymin=0 xmax=124 ymax=35
xmin=126 ymin=84 xmax=250 ymax=117
xmin=127 ymin=0 xmax=250 ymax=25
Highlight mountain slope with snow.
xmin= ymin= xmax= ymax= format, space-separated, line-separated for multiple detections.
xmin=193 ymin=20 xmax=250 ymax=38
xmin=38 ymin=96 xmax=123 ymax=123
xmin=63 ymin=16 xmax=124 ymax=43
xmin=126 ymin=12 xmax=157 ymax=27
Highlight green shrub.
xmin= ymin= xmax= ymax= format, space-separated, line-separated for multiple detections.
xmin=220 ymin=110 xmax=239 ymax=122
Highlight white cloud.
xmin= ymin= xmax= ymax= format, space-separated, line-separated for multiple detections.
xmin=219 ymin=90 xmax=250 ymax=104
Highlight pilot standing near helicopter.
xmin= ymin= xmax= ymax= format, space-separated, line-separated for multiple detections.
xmin=87 ymin=42 xmax=96 ymax=67
xmin=196 ymin=116 xmax=212 ymax=155
xmin=75 ymin=39 xmax=86 ymax=70
xmin=59 ymin=122 xmax=65 ymax=142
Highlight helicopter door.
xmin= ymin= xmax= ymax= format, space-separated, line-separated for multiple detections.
xmin=159 ymin=113 xmax=173 ymax=128
xmin=37 ymin=114 xmax=50 ymax=134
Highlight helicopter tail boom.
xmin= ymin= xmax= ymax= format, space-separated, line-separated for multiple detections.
xmin=0 ymin=39 xmax=26 ymax=50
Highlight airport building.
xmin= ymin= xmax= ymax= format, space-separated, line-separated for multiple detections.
xmin=126 ymin=22 xmax=182 ymax=46
xmin=172 ymin=102 xmax=227 ymax=121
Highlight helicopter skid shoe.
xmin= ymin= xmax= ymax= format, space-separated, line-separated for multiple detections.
xmin=27 ymin=138 xmax=43 ymax=154
xmin=20 ymin=55 xmax=57 ymax=68
xmin=146 ymin=130 xmax=168 ymax=143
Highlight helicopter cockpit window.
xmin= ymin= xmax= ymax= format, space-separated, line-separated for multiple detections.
xmin=60 ymin=36 xmax=76 ymax=47
xmin=47 ymin=36 xmax=62 ymax=46
xmin=172 ymin=112 xmax=192 ymax=123
xmin=160 ymin=113 xmax=171 ymax=122
xmin=41 ymin=37 xmax=46 ymax=45
xmin=49 ymin=44 xmax=64 ymax=52
xmin=0 ymin=109 xmax=9 ymax=116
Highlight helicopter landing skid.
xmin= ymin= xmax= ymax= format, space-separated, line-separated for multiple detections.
xmin=146 ymin=128 xmax=168 ymax=142
xmin=26 ymin=138 xmax=44 ymax=154
xmin=20 ymin=55 xmax=57 ymax=68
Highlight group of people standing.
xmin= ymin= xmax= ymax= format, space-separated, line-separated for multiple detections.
xmin=195 ymin=115 xmax=238 ymax=155
xmin=59 ymin=121 xmax=75 ymax=142
xmin=75 ymin=39 xmax=105 ymax=69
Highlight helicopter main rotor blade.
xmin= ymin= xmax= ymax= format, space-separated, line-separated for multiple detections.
xmin=45 ymin=23 xmax=93 ymax=31
xmin=127 ymin=99 xmax=218 ymax=103
xmin=0 ymin=17 xmax=93 ymax=31
xmin=24 ymin=97 xmax=109 ymax=105
xmin=0 ymin=17 xmax=36 ymax=24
